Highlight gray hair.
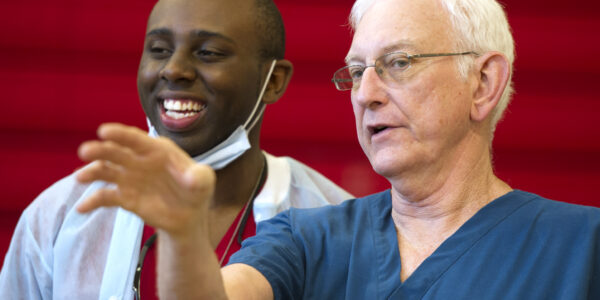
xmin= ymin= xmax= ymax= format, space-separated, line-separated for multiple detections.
xmin=349 ymin=0 xmax=515 ymax=134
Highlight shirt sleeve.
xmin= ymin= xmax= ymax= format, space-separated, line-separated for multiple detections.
xmin=0 ymin=173 xmax=89 ymax=299
xmin=227 ymin=210 xmax=305 ymax=300
xmin=0 ymin=211 xmax=52 ymax=300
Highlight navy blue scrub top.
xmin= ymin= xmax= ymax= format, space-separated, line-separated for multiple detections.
xmin=229 ymin=190 xmax=600 ymax=300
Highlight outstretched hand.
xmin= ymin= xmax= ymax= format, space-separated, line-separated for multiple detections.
xmin=75 ymin=123 xmax=216 ymax=238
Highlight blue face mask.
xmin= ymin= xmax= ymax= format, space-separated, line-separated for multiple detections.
xmin=147 ymin=59 xmax=277 ymax=170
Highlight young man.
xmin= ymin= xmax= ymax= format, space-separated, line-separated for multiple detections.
xmin=0 ymin=0 xmax=352 ymax=298
xmin=39 ymin=0 xmax=600 ymax=299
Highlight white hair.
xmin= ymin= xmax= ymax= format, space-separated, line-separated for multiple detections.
xmin=349 ymin=0 xmax=515 ymax=134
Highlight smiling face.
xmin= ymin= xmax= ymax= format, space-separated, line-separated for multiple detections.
xmin=137 ymin=0 xmax=267 ymax=156
xmin=348 ymin=0 xmax=475 ymax=181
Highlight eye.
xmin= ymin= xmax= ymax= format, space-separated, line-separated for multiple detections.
xmin=388 ymin=57 xmax=410 ymax=69
xmin=347 ymin=66 xmax=365 ymax=79
xmin=146 ymin=40 xmax=172 ymax=59
xmin=196 ymin=49 xmax=226 ymax=62
xmin=198 ymin=49 xmax=220 ymax=56
xmin=150 ymin=47 xmax=171 ymax=55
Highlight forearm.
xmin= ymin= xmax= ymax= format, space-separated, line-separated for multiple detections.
xmin=157 ymin=229 xmax=228 ymax=300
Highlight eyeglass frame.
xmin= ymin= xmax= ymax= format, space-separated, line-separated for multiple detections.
xmin=331 ymin=51 xmax=479 ymax=91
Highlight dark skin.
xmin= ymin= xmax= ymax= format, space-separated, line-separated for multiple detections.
xmin=76 ymin=0 xmax=292 ymax=295
xmin=130 ymin=0 xmax=293 ymax=247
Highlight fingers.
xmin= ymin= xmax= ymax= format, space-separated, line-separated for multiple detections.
xmin=97 ymin=123 xmax=156 ymax=155
xmin=76 ymin=188 xmax=121 ymax=213
xmin=76 ymin=160 xmax=121 ymax=184
xmin=78 ymin=140 xmax=136 ymax=167
xmin=74 ymin=122 xmax=215 ymax=227
xmin=77 ymin=123 xmax=156 ymax=169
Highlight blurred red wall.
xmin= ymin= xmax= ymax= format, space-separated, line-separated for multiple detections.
xmin=0 ymin=0 xmax=599 ymax=259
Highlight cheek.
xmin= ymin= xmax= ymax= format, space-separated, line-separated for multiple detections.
xmin=205 ymin=65 xmax=256 ymax=97
xmin=203 ymin=64 xmax=261 ymax=129
xmin=351 ymin=101 xmax=370 ymax=151
xmin=137 ymin=60 xmax=161 ymax=93
xmin=350 ymin=100 xmax=362 ymax=133
xmin=417 ymin=83 xmax=471 ymax=143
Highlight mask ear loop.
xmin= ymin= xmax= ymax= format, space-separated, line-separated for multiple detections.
xmin=243 ymin=59 xmax=277 ymax=131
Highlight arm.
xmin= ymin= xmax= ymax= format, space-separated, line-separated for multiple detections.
xmin=222 ymin=264 xmax=274 ymax=300
xmin=75 ymin=123 xmax=272 ymax=300
xmin=0 ymin=214 xmax=48 ymax=300
xmin=155 ymin=232 xmax=273 ymax=300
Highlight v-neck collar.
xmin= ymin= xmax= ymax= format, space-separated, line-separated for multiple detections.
xmin=371 ymin=190 xmax=535 ymax=299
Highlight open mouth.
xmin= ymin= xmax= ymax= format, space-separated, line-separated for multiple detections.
xmin=372 ymin=126 xmax=388 ymax=135
xmin=162 ymin=99 xmax=206 ymax=119
xmin=159 ymin=98 xmax=207 ymax=131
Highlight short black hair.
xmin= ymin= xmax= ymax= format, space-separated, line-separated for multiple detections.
xmin=254 ymin=0 xmax=286 ymax=60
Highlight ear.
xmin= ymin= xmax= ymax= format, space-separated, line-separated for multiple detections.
xmin=470 ymin=52 xmax=510 ymax=122
xmin=261 ymin=59 xmax=294 ymax=104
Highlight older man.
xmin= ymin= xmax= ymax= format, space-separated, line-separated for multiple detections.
xmin=0 ymin=0 xmax=353 ymax=299
xmin=56 ymin=0 xmax=600 ymax=299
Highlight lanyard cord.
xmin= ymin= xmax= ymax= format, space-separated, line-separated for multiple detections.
xmin=133 ymin=233 xmax=156 ymax=300
xmin=238 ymin=154 xmax=268 ymax=244
xmin=219 ymin=154 xmax=267 ymax=266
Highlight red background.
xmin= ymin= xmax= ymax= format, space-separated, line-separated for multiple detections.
xmin=1 ymin=0 xmax=599 ymax=260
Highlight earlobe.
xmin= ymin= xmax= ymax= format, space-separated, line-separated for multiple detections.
xmin=262 ymin=59 xmax=294 ymax=104
xmin=470 ymin=52 xmax=510 ymax=122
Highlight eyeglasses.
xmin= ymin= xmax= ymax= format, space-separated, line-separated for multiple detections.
xmin=331 ymin=51 xmax=478 ymax=91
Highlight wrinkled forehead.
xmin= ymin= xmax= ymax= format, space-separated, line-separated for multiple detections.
xmin=346 ymin=0 xmax=455 ymax=64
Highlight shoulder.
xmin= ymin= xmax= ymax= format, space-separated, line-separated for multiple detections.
xmin=20 ymin=168 xmax=116 ymax=246
xmin=253 ymin=153 xmax=353 ymax=221
xmin=270 ymin=154 xmax=334 ymax=186
xmin=232 ymin=191 xmax=392 ymax=298
xmin=279 ymin=190 xmax=390 ymax=229
xmin=264 ymin=152 xmax=354 ymax=203
xmin=23 ymin=172 xmax=90 ymax=232
xmin=503 ymin=190 xmax=600 ymax=238
xmin=2 ymin=170 xmax=122 ymax=299
xmin=510 ymin=190 xmax=600 ymax=220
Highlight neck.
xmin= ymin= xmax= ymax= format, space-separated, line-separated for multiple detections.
xmin=205 ymin=145 xmax=265 ymax=247
xmin=389 ymin=134 xmax=511 ymax=283
xmin=212 ymin=146 xmax=265 ymax=208
xmin=389 ymin=133 xmax=511 ymax=245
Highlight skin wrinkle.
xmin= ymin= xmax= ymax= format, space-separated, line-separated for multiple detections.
xmin=348 ymin=0 xmax=511 ymax=282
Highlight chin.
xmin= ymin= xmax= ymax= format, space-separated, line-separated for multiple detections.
xmin=372 ymin=162 xmax=401 ymax=179
xmin=368 ymin=149 xmax=413 ymax=179
xmin=159 ymin=133 xmax=198 ymax=156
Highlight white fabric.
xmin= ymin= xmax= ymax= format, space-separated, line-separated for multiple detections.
xmin=147 ymin=122 xmax=251 ymax=171
xmin=0 ymin=152 xmax=353 ymax=300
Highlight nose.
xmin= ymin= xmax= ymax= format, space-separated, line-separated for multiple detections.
xmin=159 ymin=50 xmax=196 ymax=84
xmin=352 ymin=67 xmax=388 ymax=110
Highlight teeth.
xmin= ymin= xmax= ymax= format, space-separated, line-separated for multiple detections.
xmin=166 ymin=110 xmax=198 ymax=119
xmin=163 ymin=99 xmax=205 ymax=112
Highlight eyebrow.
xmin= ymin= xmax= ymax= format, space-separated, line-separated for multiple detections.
xmin=146 ymin=28 xmax=235 ymax=43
